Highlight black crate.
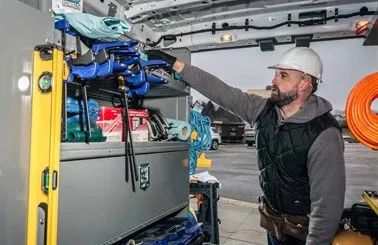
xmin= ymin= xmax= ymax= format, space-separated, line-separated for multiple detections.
xmin=351 ymin=203 xmax=378 ymax=237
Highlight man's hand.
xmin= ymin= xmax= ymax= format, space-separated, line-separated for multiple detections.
xmin=145 ymin=50 xmax=185 ymax=73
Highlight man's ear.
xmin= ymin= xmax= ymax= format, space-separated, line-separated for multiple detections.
xmin=298 ymin=75 xmax=312 ymax=92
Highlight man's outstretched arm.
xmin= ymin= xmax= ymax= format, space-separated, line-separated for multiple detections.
xmin=147 ymin=50 xmax=268 ymax=123
xmin=177 ymin=61 xmax=267 ymax=123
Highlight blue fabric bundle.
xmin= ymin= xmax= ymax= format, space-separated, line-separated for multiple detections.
xmin=54 ymin=13 xmax=131 ymax=39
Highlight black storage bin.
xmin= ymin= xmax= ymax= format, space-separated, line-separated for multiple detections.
xmin=351 ymin=203 xmax=378 ymax=237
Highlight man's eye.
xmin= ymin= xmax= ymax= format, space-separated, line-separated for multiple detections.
xmin=281 ymin=74 xmax=287 ymax=78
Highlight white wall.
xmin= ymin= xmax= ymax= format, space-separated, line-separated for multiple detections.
xmin=191 ymin=38 xmax=378 ymax=111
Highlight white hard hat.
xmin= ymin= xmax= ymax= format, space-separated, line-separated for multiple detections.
xmin=268 ymin=47 xmax=323 ymax=82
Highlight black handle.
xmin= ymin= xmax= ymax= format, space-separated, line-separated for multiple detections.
xmin=122 ymin=93 xmax=129 ymax=183
xmin=128 ymin=120 xmax=138 ymax=182
xmin=122 ymin=92 xmax=139 ymax=191
xmin=81 ymin=85 xmax=92 ymax=142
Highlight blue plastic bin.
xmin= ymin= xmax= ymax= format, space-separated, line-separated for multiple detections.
xmin=130 ymin=217 xmax=203 ymax=245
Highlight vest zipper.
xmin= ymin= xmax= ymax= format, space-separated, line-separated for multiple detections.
xmin=272 ymin=125 xmax=281 ymax=209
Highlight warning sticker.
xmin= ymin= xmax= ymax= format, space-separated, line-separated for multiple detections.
xmin=52 ymin=0 xmax=83 ymax=13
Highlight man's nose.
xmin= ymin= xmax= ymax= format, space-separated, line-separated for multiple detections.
xmin=272 ymin=76 xmax=277 ymax=85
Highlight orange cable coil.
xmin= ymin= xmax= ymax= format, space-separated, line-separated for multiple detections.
xmin=345 ymin=72 xmax=378 ymax=150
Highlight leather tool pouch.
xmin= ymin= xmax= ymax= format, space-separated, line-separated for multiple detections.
xmin=258 ymin=196 xmax=309 ymax=241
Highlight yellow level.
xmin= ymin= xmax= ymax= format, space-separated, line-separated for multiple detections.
xmin=26 ymin=45 xmax=63 ymax=245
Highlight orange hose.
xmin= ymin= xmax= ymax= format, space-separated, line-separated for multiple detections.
xmin=345 ymin=72 xmax=378 ymax=150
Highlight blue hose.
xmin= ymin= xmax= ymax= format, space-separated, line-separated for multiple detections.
xmin=189 ymin=110 xmax=211 ymax=174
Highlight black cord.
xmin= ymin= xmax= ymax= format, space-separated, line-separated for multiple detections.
xmin=148 ymin=9 xmax=375 ymax=46
xmin=111 ymin=95 xmax=124 ymax=108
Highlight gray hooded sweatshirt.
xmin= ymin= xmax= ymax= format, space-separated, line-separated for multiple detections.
xmin=179 ymin=64 xmax=346 ymax=245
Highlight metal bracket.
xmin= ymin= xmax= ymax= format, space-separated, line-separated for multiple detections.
xmin=139 ymin=163 xmax=150 ymax=190
xmin=108 ymin=2 xmax=118 ymax=17
xmin=37 ymin=203 xmax=48 ymax=245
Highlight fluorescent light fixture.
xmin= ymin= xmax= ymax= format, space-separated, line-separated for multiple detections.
xmin=355 ymin=20 xmax=371 ymax=35
xmin=356 ymin=20 xmax=370 ymax=29
xmin=220 ymin=34 xmax=233 ymax=42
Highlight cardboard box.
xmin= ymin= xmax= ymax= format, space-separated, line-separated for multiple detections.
xmin=96 ymin=107 xmax=149 ymax=142
xmin=96 ymin=107 xmax=123 ymax=142
xmin=128 ymin=109 xmax=149 ymax=142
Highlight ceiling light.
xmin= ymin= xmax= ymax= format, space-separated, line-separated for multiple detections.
xmin=356 ymin=20 xmax=370 ymax=29
xmin=220 ymin=34 xmax=233 ymax=42
xmin=355 ymin=20 xmax=371 ymax=36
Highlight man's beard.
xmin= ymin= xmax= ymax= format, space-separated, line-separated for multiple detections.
xmin=270 ymin=85 xmax=298 ymax=107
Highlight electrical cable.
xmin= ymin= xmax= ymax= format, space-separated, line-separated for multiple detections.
xmin=189 ymin=110 xmax=212 ymax=174
xmin=345 ymin=72 xmax=378 ymax=150
xmin=148 ymin=9 xmax=374 ymax=47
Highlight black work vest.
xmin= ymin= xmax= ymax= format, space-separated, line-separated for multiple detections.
xmin=255 ymin=101 xmax=339 ymax=215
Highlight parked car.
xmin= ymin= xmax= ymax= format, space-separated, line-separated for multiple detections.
xmin=244 ymin=129 xmax=255 ymax=146
xmin=210 ymin=127 xmax=222 ymax=150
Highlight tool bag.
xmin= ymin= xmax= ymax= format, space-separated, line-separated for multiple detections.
xmin=258 ymin=196 xmax=309 ymax=241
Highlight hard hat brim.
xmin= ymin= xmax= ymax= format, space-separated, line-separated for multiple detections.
xmin=267 ymin=64 xmax=322 ymax=82
xmin=267 ymin=64 xmax=299 ymax=71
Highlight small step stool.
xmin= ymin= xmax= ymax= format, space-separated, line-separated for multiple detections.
xmin=190 ymin=182 xmax=220 ymax=245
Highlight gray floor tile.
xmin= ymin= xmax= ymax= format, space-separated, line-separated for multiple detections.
xmin=218 ymin=201 xmax=255 ymax=215
xmin=229 ymin=212 xmax=267 ymax=245
xmin=220 ymin=236 xmax=228 ymax=245
xmin=224 ymin=237 xmax=263 ymax=245
xmin=218 ymin=208 xmax=250 ymax=239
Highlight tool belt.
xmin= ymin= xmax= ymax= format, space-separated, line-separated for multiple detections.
xmin=258 ymin=196 xmax=309 ymax=241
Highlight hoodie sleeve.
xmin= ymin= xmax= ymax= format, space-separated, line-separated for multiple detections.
xmin=179 ymin=64 xmax=268 ymax=123
xmin=306 ymin=127 xmax=346 ymax=245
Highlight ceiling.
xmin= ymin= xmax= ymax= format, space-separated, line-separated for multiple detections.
xmin=85 ymin=0 xmax=378 ymax=51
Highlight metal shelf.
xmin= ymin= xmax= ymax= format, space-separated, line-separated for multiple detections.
xmin=66 ymin=75 xmax=190 ymax=102
xmin=148 ymin=79 xmax=190 ymax=98
xmin=60 ymin=141 xmax=189 ymax=161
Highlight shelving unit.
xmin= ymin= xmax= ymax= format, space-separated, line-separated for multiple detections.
xmin=66 ymin=75 xmax=190 ymax=102
xmin=58 ymin=47 xmax=193 ymax=244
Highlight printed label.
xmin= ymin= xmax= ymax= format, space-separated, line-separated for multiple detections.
xmin=52 ymin=0 xmax=83 ymax=13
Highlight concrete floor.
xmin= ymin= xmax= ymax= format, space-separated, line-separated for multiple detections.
xmin=191 ymin=197 xmax=267 ymax=245
xmin=194 ymin=142 xmax=378 ymax=244
xmin=217 ymin=199 xmax=266 ymax=245
xmin=200 ymin=142 xmax=378 ymax=208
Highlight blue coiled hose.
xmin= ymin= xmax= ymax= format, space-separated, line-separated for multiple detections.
xmin=189 ymin=109 xmax=212 ymax=174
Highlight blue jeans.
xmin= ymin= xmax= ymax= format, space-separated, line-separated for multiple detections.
xmin=267 ymin=232 xmax=306 ymax=245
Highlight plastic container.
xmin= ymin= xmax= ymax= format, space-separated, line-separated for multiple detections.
xmin=130 ymin=217 xmax=203 ymax=245
xmin=66 ymin=123 xmax=106 ymax=142
xmin=66 ymin=96 xmax=100 ymax=124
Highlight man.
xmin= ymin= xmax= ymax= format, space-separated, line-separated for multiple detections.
xmin=147 ymin=47 xmax=346 ymax=245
